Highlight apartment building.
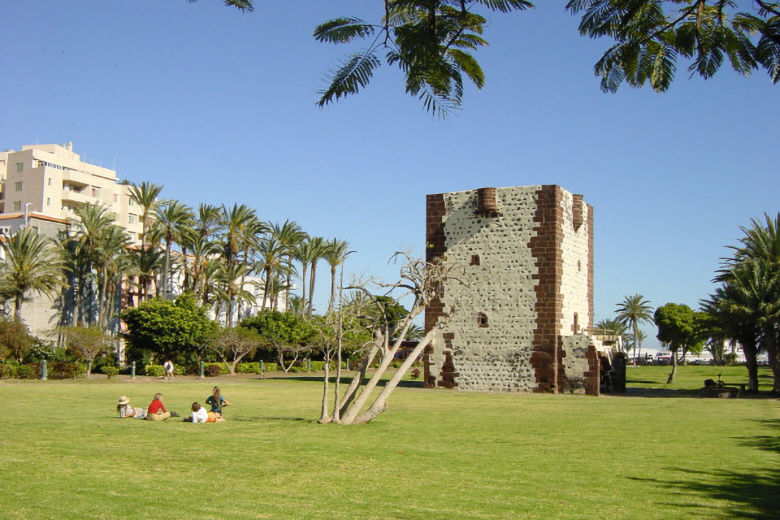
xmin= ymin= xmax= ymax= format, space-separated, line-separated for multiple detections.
xmin=0 ymin=143 xmax=143 ymax=242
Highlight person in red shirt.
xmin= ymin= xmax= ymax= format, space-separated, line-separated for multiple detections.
xmin=145 ymin=393 xmax=171 ymax=421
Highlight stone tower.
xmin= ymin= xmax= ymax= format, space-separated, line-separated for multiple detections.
xmin=424 ymin=185 xmax=601 ymax=393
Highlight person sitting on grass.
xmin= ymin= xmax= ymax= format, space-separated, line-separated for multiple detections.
xmin=145 ymin=393 xmax=172 ymax=421
xmin=116 ymin=396 xmax=146 ymax=419
xmin=205 ymin=386 xmax=230 ymax=415
xmin=185 ymin=402 xmax=208 ymax=423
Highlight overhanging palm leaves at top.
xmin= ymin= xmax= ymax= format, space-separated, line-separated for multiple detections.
xmin=314 ymin=1 xmax=532 ymax=116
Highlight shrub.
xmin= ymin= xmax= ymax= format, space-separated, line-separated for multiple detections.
xmin=175 ymin=365 xmax=187 ymax=376
xmin=49 ymin=361 xmax=83 ymax=379
xmin=310 ymin=361 xmax=326 ymax=371
xmin=144 ymin=364 xmax=165 ymax=377
xmin=204 ymin=364 xmax=222 ymax=377
xmin=16 ymin=364 xmax=37 ymax=379
xmin=261 ymin=362 xmax=278 ymax=373
xmin=237 ymin=362 xmax=261 ymax=374
xmin=102 ymin=366 xmax=119 ymax=379
xmin=0 ymin=363 xmax=17 ymax=379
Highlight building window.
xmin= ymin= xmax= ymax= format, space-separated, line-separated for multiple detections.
xmin=16 ymin=162 xmax=23 ymax=173
xmin=128 ymin=214 xmax=137 ymax=224
xmin=47 ymin=198 xmax=51 ymax=206
xmin=113 ymin=193 xmax=118 ymax=203
xmin=48 ymin=178 xmax=53 ymax=186
xmin=13 ymin=201 xmax=22 ymax=211
xmin=477 ymin=312 xmax=489 ymax=328
xmin=470 ymin=254 xmax=480 ymax=266
xmin=14 ymin=181 xmax=23 ymax=192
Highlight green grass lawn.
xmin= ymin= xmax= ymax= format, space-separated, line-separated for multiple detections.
xmin=0 ymin=367 xmax=777 ymax=519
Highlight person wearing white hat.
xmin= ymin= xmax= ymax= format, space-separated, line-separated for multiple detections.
xmin=116 ymin=396 xmax=146 ymax=419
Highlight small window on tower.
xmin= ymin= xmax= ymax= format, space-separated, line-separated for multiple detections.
xmin=477 ymin=312 xmax=489 ymax=328
xmin=470 ymin=254 xmax=480 ymax=266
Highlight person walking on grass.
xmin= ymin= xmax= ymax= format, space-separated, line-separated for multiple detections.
xmin=163 ymin=360 xmax=175 ymax=381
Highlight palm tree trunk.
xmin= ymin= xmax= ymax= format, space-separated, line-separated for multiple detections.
xmin=308 ymin=262 xmax=318 ymax=318
xmin=14 ymin=294 xmax=23 ymax=320
xmin=300 ymin=263 xmax=308 ymax=317
xmin=328 ymin=264 xmax=337 ymax=314
xmin=262 ymin=266 xmax=271 ymax=310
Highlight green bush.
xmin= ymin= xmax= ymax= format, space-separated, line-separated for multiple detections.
xmin=102 ymin=366 xmax=119 ymax=379
xmin=204 ymin=364 xmax=221 ymax=377
xmin=175 ymin=365 xmax=187 ymax=376
xmin=310 ymin=361 xmax=326 ymax=371
xmin=261 ymin=362 xmax=278 ymax=373
xmin=144 ymin=364 xmax=165 ymax=377
xmin=205 ymin=363 xmax=229 ymax=375
xmin=0 ymin=363 xmax=16 ymax=379
xmin=49 ymin=362 xmax=83 ymax=379
xmin=237 ymin=362 xmax=261 ymax=374
xmin=16 ymin=364 xmax=37 ymax=379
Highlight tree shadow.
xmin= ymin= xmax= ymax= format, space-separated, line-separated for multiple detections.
xmin=267 ymin=375 xmax=424 ymax=388
xmin=629 ymin=465 xmax=779 ymax=519
xmin=629 ymin=424 xmax=780 ymax=519
xmin=230 ymin=415 xmax=308 ymax=422
xmin=614 ymin=388 xmax=777 ymax=399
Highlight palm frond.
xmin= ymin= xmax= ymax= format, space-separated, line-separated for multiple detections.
xmin=314 ymin=17 xmax=375 ymax=44
xmin=317 ymin=52 xmax=381 ymax=106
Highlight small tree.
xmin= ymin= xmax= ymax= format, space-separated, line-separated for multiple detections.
xmin=241 ymin=311 xmax=316 ymax=372
xmin=121 ymin=293 xmax=216 ymax=364
xmin=206 ymin=326 xmax=263 ymax=375
xmin=327 ymin=253 xmax=459 ymax=425
xmin=310 ymin=311 xmax=372 ymax=423
xmin=654 ymin=303 xmax=707 ymax=383
xmin=61 ymin=325 xmax=112 ymax=377
xmin=0 ymin=317 xmax=35 ymax=363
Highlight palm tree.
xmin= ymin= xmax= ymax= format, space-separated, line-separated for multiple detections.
xmin=128 ymin=181 xmax=163 ymax=249
xmin=71 ymin=204 xmax=116 ymax=325
xmin=323 ymin=238 xmax=350 ymax=314
xmin=92 ymin=224 xmax=131 ymax=329
xmin=128 ymin=246 xmax=164 ymax=303
xmin=194 ymin=203 xmax=224 ymax=239
xmin=615 ymin=294 xmax=654 ymax=365
xmin=220 ymin=203 xmax=256 ymax=266
xmin=257 ymin=236 xmax=286 ymax=310
xmin=236 ymin=215 xmax=266 ymax=317
xmin=271 ymin=220 xmax=307 ymax=310
xmin=215 ymin=262 xmax=256 ymax=327
xmin=594 ymin=318 xmax=630 ymax=353
xmin=0 ymin=227 xmax=63 ymax=320
xmin=715 ymin=212 xmax=780 ymax=392
xmin=152 ymin=200 xmax=193 ymax=297
xmin=702 ymin=263 xmax=774 ymax=393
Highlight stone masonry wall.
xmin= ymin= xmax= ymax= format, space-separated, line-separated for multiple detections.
xmin=424 ymin=185 xmax=593 ymax=393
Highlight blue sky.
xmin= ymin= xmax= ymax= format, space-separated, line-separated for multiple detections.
xmin=2 ymin=1 xmax=777 ymax=346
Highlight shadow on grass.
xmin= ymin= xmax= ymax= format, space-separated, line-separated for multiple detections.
xmin=231 ymin=416 xmax=308 ymax=423
xmin=619 ymin=387 xmax=777 ymax=399
xmin=629 ymin=465 xmax=779 ymax=520
xmin=267 ymin=375 xmax=424 ymax=389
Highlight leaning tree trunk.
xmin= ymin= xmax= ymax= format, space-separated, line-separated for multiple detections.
xmin=666 ymin=349 xmax=678 ymax=384
xmin=338 ymin=343 xmax=380 ymax=416
xmin=347 ymin=324 xmax=441 ymax=425
xmin=319 ymin=355 xmax=331 ymax=423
